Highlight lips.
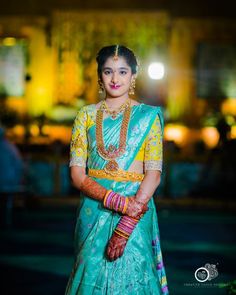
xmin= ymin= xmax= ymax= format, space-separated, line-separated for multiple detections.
xmin=110 ymin=84 xmax=121 ymax=90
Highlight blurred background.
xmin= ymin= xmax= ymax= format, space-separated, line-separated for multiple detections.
xmin=0 ymin=1 xmax=235 ymax=294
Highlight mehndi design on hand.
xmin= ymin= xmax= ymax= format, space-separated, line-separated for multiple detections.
xmin=106 ymin=215 xmax=141 ymax=261
xmin=80 ymin=177 xmax=148 ymax=218
xmin=79 ymin=176 xmax=107 ymax=201
xmin=104 ymin=191 xmax=148 ymax=217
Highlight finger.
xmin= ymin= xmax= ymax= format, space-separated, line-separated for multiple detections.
xmin=120 ymin=244 xmax=125 ymax=257
xmin=138 ymin=203 xmax=148 ymax=213
xmin=140 ymin=205 xmax=149 ymax=214
xmin=107 ymin=245 xmax=111 ymax=258
xmin=142 ymin=206 xmax=149 ymax=213
xmin=107 ymin=241 xmax=114 ymax=258
xmin=114 ymin=248 xmax=120 ymax=260
xmin=109 ymin=248 xmax=116 ymax=261
xmin=143 ymin=204 xmax=148 ymax=210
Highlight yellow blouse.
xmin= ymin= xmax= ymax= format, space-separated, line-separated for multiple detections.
xmin=70 ymin=106 xmax=163 ymax=172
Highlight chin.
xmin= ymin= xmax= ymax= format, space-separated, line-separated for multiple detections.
xmin=106 ymin=90 xmax=129 ymax=98
xmin=106 ymin=93 xmax=123 ymax=98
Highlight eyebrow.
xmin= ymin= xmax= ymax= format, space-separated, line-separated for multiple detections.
xmin=102 ymin=67 xmax=129 ymax=70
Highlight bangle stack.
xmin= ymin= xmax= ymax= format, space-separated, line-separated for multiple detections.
xmin=103 ymin=190 xmax=129 ymax=214
xmin=114 ymin=215 xmax=139 ymax=240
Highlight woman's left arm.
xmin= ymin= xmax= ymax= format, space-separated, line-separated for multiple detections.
xmin=136 ymin=109 xmax=163 ymax=204
xmin=135 ymin=170 xmax=161 ymax=204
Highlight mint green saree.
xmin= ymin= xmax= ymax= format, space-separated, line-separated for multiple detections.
xmin=66 ymin=103 xmax=168 ymax=295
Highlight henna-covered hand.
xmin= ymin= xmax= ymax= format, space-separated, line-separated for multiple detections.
xmin=125 ymin=197 xmax=148 ymax=219
xmin=106 ymin=232 xmax=128 ymax=261
xmin=106 ymin=207 xmax=147 ymax=261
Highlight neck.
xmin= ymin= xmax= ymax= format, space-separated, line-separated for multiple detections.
xmin=105 ymin=96 xmax=129 ymax=109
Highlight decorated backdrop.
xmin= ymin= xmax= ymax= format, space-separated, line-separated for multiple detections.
xmin=52 ymin=11 xmax=169 ymax=105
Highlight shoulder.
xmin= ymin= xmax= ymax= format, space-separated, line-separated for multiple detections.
xmin=140 ymin=103 xmax=163 ymax=116
xmin=140 ymin=103 xmax=164 ymax=132
xmin=75 ymin=104 xmax=96 ymax=117
xmin=78 ymin=104 xmax=96 ymax=113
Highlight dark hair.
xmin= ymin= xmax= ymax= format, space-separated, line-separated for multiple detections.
xmin=96 ymin=45 xmax=138 ymax=78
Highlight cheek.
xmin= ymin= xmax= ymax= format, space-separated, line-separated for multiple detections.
xmin=101 ymin=75 xmax=110 ymax=84
xmin=124 ymin=77 xmax=132 ymax=86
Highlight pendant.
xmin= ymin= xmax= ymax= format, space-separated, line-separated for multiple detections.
xmin=111 ymin=111 xmax=117 ymax=119
xmin=104 ymin=160 xmax=119 ymax=173
xmin=108 ymin=145 xmax=116 ymax=153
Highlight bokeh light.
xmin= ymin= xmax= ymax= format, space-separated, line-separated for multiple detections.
xmin=148 ymin=62 xmax=165 ymax=80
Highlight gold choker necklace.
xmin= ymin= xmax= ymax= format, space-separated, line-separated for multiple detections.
xmin=96 ymin=99 xmax=131 ymax=173
xmin=101 ymin=99 xmax=130 ymax=119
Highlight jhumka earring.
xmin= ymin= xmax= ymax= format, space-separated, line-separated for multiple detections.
xmin=129 ymin=79 xmax=136 ymax=95
xmin=98 ymin=79 xmax=104 ymax=94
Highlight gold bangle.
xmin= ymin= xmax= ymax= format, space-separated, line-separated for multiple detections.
xmin=131 ymin=216 xmax=139 ymax=222
xmin=103 ymin=189 xmax=112 ymax=206
xmin=114 ymin=230 xmax=129 ymax=240
xmin=122 ymin=198 xmax=129 ymax=214
xmin=116 ymin=228 xmax=131 ymax=237
xmin=118 ymin=197 xmax=123 ymax=212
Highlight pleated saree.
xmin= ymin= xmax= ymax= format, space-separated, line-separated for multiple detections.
xmin=65 ymin=103 xmax=169 ymax=295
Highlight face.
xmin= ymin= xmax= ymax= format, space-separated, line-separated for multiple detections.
xmin=101 ymin=56 xmax=135 ymax=99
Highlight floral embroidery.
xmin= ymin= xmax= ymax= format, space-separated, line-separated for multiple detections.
xmin=85 ymin=207 xmax=92 ymax=215
xmin=144 ymin=115 xmax=163 ymax=172
xmin=69 ymin=107 xmax=88 ymax=167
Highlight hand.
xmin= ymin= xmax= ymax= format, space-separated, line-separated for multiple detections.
xmin=106 ymin=233 xmax=128 ymax=261
xmin=125 ymin=197 xmax=148 ymax=219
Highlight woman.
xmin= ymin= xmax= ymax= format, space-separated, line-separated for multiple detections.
xmin=65 ymin=45 xmax=169 ymax=295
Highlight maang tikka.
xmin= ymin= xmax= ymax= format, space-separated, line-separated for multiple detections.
xmin=113 ymin=45 xmax=119 ymax=61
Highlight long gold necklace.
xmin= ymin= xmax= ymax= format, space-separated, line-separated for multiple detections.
xmin=101 ymin=99 xmax=130 ymax=119
xmin=96 ymin=99 xmax=131 ymax=173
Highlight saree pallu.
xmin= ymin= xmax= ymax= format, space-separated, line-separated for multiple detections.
xmin=65 ymin=104 xmax=169 ymax=295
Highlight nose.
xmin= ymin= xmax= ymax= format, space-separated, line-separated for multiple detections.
xmin=111 ymin=71 xmax=118 ymax=84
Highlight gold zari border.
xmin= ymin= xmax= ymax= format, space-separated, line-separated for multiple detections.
xmin=88 ymin=168 xmax=144 ymax=182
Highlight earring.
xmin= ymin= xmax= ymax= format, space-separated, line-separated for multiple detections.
xmin=98 ymin=79 xmax=104 ymax=94
xmin=129 ymin=79 xmax=136 ymax=95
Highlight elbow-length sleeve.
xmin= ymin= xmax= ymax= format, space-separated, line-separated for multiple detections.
xmin=69 ymin=108 xmax=88 ymax=167
xmin=144 ymin=110 xmax=164 ymax=172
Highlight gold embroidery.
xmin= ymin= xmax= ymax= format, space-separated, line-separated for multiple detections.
xmin=71 ymin=135 xmax=85 ymax=151
xmin=88 ymin=168 xmax=144 ymax=182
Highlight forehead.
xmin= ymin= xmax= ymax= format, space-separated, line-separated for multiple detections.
xmin=102 ymin=56 xmax=130 ymax=69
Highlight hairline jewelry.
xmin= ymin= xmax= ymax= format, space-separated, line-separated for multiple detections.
xmin=113 ymin=45 xmax=119 ymax=61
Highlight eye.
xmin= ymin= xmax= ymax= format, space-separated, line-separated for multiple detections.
xmin=120 ymin=70 xmax=127 ymax=75
xmin=103 ymin=70 xmax=112 ymax=75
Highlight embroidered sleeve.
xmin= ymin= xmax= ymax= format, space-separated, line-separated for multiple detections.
xmin=144 ymin=114 xmax=163 ymax=172
xmin=69 ymin=107 xmax=88 ymax=167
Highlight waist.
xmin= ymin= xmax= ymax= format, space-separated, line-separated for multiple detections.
xmin=88 ymin=168 xmax=144 ymax=182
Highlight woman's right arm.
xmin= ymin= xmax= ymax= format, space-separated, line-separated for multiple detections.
xmin=70 ymin=108 xmax=107 ymax=201
xmin=71 ymin=165 xmax=107 ymax=201
xmin=71 ymin=166 xmax=86 ymax=188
